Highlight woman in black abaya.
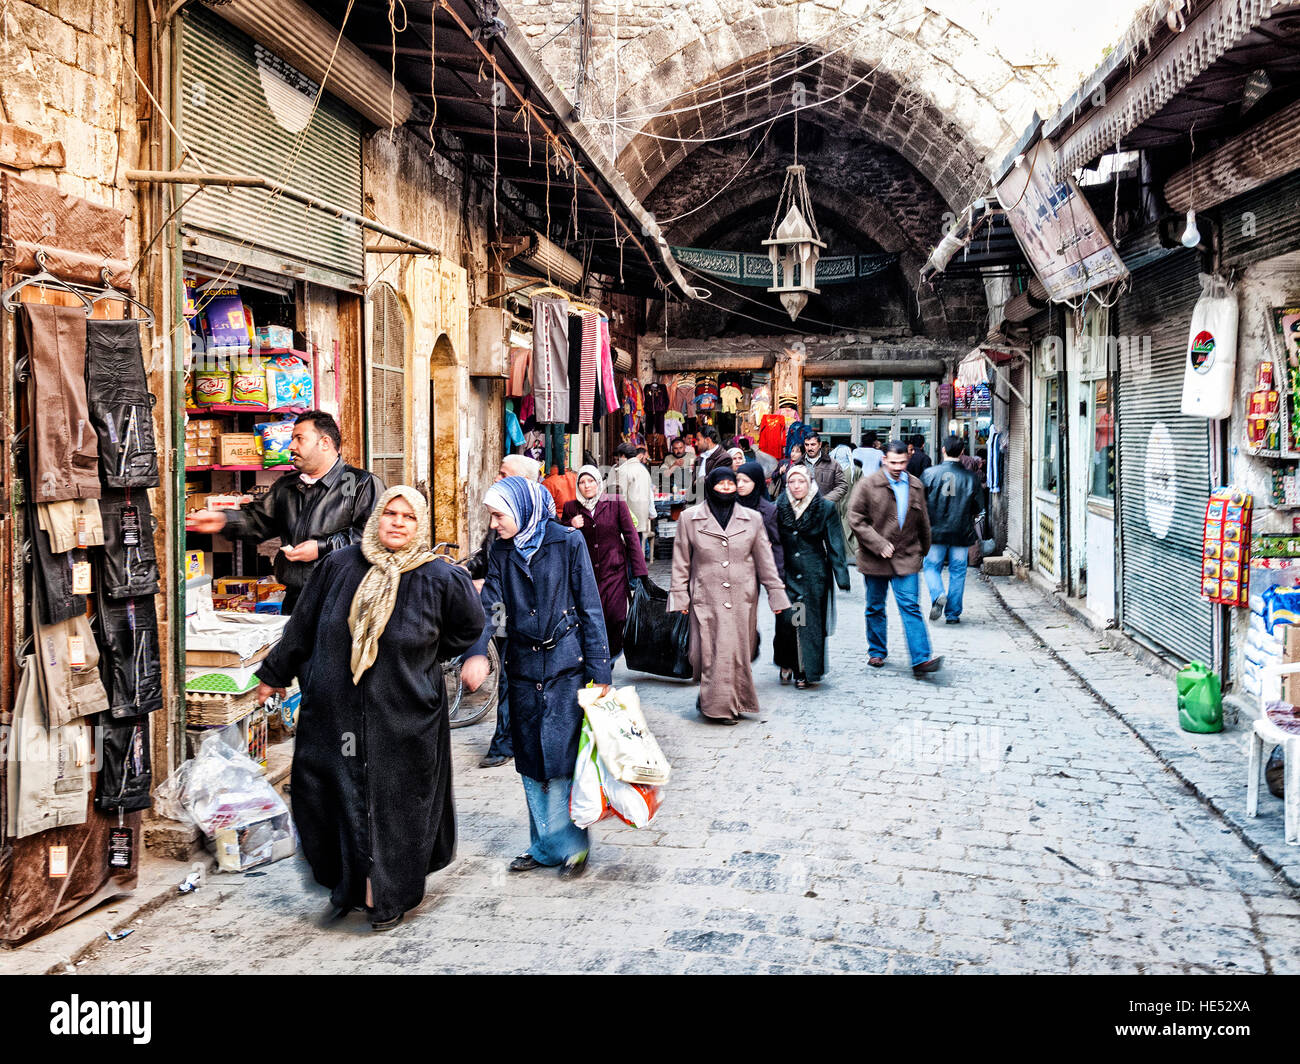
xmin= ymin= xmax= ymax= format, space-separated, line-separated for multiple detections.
xmin=255 ymin=486 xmax=485 ymax=930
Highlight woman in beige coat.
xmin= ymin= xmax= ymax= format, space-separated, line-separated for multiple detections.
xmin=668 ymin=467 xmax=791 ymax=724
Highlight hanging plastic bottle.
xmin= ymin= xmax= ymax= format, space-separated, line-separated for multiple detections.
xmin=1180 ymin=274 xmax=1239 ymax=419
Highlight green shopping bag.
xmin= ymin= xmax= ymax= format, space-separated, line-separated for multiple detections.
xmin=1176 ymin=662 xmax=1223 ymax=733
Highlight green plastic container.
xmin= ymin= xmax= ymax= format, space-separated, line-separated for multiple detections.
xmin=1177 ymin=662 xmax=1223 ymax=733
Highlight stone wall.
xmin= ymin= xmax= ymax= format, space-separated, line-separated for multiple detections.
xmin=362 ymin=127 xmax=504 ymax=550
xmin=0 ymin=0 xmax=139 ymax=214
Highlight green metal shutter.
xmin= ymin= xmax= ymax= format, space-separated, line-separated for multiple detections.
xmin=1115 ymin=243 xmax=1215 ymax=666
xmin=179 ymin=8 xmax=363 ymax=288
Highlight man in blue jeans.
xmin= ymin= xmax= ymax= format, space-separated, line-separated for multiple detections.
xmin=921 ymin=436 xmax=983 ymax=625
xmin=846 ymin=439 xmax=943 ymax=677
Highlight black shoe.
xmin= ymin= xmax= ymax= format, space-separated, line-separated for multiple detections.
xmin=370 ymin=913 xmax=404 ymax=931
xmin=912 ymin=656 xmax=944 ymax=677
xmin=318 ymin=903 xmax=355 ymax=927
xmin=558 ymin=855 xmax=589 ymax=879
xmin=794 ymin=678 xmax=807 ymax=689
xmin=945 ymin=617 xmax=961 ymax=625
xmin=929 ymin=595 xmax=946 ymax=621
xmin=509 ymin=853 xmax=544 ymax=873
xmin=479 ymin=753 xmax=512 ymax=768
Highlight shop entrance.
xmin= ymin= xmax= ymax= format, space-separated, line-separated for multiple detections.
xmin=804 ymin=377 xmax=939 ymax=460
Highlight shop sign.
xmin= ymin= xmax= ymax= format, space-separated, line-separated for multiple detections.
xmin=995 ymin=139 xmax=1128 ymax=302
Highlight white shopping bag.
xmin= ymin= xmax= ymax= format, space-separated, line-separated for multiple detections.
xmin=577 ymin=685 xmax=671 ymax=785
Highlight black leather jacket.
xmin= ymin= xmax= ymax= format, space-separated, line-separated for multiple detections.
xmin=222 ymin=458 xmax=382 ymax=603
xmin=921 ymin=460 xmax=982 ymax=546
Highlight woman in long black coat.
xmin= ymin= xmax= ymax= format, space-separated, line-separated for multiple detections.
xmin=461 ymin=476 xmax=611 ymax=877
xmin=735 ymin=460 xmax=784 ymax=578
xmin=560 ymin=464 xmax=648 ymax=660
xmin=773 ymin=465 xmax=852 ymax=688
xmin=255 ymin=486 xmax=485 ymax=930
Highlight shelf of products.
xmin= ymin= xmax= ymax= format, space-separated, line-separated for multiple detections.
xmin=186 ymin=464 xmax=295 ymax=473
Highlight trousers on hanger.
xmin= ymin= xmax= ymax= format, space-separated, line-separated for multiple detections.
xmin=84 ymin=319 xmax=159 ymax=488
xmin=20 ymin=303 xmax=100 ymax=501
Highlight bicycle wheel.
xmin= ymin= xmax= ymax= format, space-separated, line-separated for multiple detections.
xmin=446 ymin=641 xmax=499 ymax=729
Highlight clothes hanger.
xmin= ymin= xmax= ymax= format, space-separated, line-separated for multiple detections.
xmin=74 ymin=267 xmax=156 ymax=327
xmin=1 ymin=249 xmax=96 ymax=314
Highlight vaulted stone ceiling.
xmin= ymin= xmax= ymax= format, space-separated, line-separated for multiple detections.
xmin=504 ymin=0 xmax=1135 ymax=339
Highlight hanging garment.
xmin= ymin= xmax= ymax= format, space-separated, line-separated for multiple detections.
xmin=987 ymin=430 xmax=1004 ymax=494
xmin=507 ymin=346 xmax=532 ymax=398
xmin=21 ymin=304 xmax=100 ymax=502
xmin=565 ymin=314 xmax=586 ymax=433
xmin=26 ymin=491 xmax=88 ymax=625
xmin=750 ymin=384 xmax=772 ymax=420
xmin=5 ymin=657 xmax=91 ymax=839
xmin=96 ymin=488 xmax=160 ymax=599
xmin=37 ymin=498 xmax=104 ymax=554
xmin=758 ymin=414 xmax=788 ymax=459
xmin=664 ymin=410 xmax=685 ymax=440
xmin=95 ymin=715 xmax=152 ymax=814
xmin=646 ymin=433 xmax=668 ymax=463
xmin=531 ymin=297 xmax=570 ymax=423
xmin=599 ymin=317 xmax=620 ymax=415
xmin=85 ymin=319 xmax=159 ymax=488
xmin=622 ymin=379 xmax=645 ymax=436
xmin=642 ymin=381 xmax=670 ymax=434
xmin=579 ymin=312 xmax=600 ymax=424
xmin=671 ymin=374 xmax=696 ymax=416
xmin=93 ymin=588 xmax=164 ymax=719
xmin=720 ymin=384 xmax=743 ymax=414
xmin=33 ymin=609 xmax=110 ymax=729
xmin=506 ymin=405 xmax=526 ymax=448
xmin=520 ymin=394 xmax=536 ymax=427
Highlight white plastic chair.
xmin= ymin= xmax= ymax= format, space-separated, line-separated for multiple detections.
xmin=1248 ymin=662 xmax=1300 ymax=845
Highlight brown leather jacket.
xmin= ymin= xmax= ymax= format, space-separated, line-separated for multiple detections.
xmin=846 ymin=469 xmax=932 ymax=576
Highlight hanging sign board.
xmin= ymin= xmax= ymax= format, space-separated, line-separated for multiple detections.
xmin=995 ymin=139 xmax=1128 ymax=302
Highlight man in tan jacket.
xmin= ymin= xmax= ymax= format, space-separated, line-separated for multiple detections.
xmin=846 ymin=440 xmax=943 ymax=676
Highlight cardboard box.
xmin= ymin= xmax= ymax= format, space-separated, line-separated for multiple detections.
xmin=185 ymin=645 xmax=271 ymax=669
xmin=186 ymin=418 xmax=222 ymax=438
xmin=218 ymin=433 xmax=261 ymax=466
xmin=1285 ymin=627 xmax=1300 ymax=705
xmin=254 ymin=324 xmax=293 ymax=350
xmin=214 ymin=577 xmax=257 ymax=598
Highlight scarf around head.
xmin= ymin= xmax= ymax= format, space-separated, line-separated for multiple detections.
xmin=575 ymin=464 xmax=603 ymax=513
xmin=735 ymin=460 xmax=767 ymax=510
xmin=705 ymin=466 xmax=738 ymax=530
xmin=785 ymin=465 xmax=819 ymax=520
xmin=483 ymin=475 xmax=552 ymax=561
xmin=348 ymin=486 xmax=435 ymax=685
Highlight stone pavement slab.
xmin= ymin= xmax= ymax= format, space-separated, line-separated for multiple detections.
xmin=21 ymin=567 xmax=1300 ymax=974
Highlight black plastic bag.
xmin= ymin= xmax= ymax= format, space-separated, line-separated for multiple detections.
xmin=624 ymin=578 xmax=692 ymax=679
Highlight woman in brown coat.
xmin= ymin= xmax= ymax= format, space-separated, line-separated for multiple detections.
xmin=668 ymin=467 xmax=791 ymax=724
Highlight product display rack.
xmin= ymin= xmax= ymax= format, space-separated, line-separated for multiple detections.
xmin=185 ymin=340 xmax=317 ymax=583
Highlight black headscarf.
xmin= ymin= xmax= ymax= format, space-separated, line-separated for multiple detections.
xmin=705 ymin=466 xmax=738 ymax=529
xmin=735 ymin=460 xmax=768 ymax=509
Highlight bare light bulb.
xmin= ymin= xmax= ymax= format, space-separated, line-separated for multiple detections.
xmin=1180 ymin=209 xmax=1200 ymax=249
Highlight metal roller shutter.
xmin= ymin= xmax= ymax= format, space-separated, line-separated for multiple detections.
xmin=369 ymin=283 xmax=406 ymax=489
xmin=1116 ymin=244 xmax=1215 ymax=666
xmin=179 ymin=8 xmax=363 ymax=287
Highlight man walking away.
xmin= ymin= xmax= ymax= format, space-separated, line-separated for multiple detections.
xmin=847 ymin=440 xmax=942 ymax=677
xmin=921 ymin=436 xmax=982 ymax=625
xmin=801 ymin=431 xmax=848 ymax=504
xmin=906 ymin=434 xmax=932 ymax=478
xmin=852 ymin=432 xmax=884 ymax=476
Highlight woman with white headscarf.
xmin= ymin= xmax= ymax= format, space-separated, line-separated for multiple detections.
xmin=460 ymin=476 xmax=611 ymax=878
xmin=560 ymin=465 xmax=649 ymax=660
xmin=773 ymin=465 xmax=852 ymax=689
xmin=255 ymin=486 xmax=486 ymax=930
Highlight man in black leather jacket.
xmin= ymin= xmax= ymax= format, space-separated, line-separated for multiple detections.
xmin=920 ymin=435 xmax=982 ymax=625
xmin=187 ymin=410 xmax=381 ymax=613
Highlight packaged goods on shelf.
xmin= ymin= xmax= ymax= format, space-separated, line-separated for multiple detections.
xmin=230 ymin=367 xmax=269 ymax=407
xmin=254 ymin=324 xmax=292 ymax=349
xmin=193 ymin=369 xmax=232 ymax=405
xmin=218 ymin=432 xmax=261 ymax=466
xmin=185 ymin=550 xmax=207 ymax=579
xmin=257 ymin=420 xmax=295 ymax=467
xmin=265 ymin=355 xmax=313 ymax=410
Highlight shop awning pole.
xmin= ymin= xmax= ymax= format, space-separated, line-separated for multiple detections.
xmin=124 ymin=169 xmax=442 ymax=258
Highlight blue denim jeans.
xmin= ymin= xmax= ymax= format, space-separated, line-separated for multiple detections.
xmin=864 ymin=572 xmax=932 ymax=667
xmin=923 ymin=543 xmax=969 ymax=620
xmin=521 ymin=775 xmax=589 ymax=866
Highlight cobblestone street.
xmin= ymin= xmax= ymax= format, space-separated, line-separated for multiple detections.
xmin=60 ymin=570 xmax=1300 ymax=975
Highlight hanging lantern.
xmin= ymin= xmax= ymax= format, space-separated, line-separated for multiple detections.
xmin=762 ymin=164 xmax=825 ymax=322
